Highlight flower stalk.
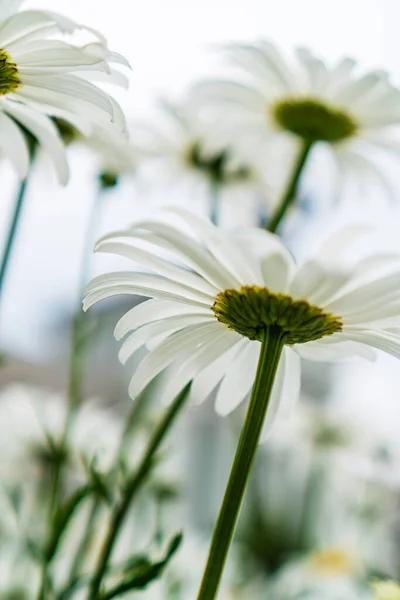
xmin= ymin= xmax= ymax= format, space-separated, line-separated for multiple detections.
xmin=88 ymin=385 xmax=191 ymax=600
xmin=196 ymin=325 xmax=285 ymax=600
xmin=267 ymin=141 xmax=313 ymax=233
xmin=209 ymin=181 xmax=220 ymax=226
xmin=0 ymin=152 xmax=35 ymax=305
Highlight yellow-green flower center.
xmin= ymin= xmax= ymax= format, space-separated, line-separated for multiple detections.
xmin=272 ymin=98 xmax=358 ymax=143
xmin=0 ymin=49 xmax=21 ymax=95
xmin=371 ymin=581 xmax=400 ymax=600
xmin=212 ymin=286 xmax=342 ymax=344
xmin=308 ymin=548 xmax=358 ymax=576
xmin=186 ymin=141 xmax=252 ymax=184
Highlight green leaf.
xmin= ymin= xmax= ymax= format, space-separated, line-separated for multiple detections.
xmin=99 ymin=532 xmax=183 ymax=599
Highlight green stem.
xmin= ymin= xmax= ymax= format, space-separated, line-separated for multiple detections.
xmin=267 ymin=141 xmax=313 ymax=233
xmin=209 ymin=181 xmax=219 ymax=226
xmin=88 ymin=385 xmax=191 ymax=600
xmin=0 ymin=173 xmax=31 ymax=304
xmin=36 ymin=190 xmax=105 ymax=600
xmin=196 ymin=326 xmax=285 ymax=600
xmin=69 ymin=497 xmax=101 ymax=583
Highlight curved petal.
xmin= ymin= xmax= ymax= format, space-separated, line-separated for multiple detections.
xmin=159 ymin=331 xmax=240 ymax=405
xmin=215 ymin=340 xmax=260 ymax=416
xmin=189 ymin=339 xmax=247 ymax=405
xmin=0 ymin=111 xmax=29 ymax=177
xmin=114 ymin=299 xmax=210 ymax=340
xmin=4 ymin=100 xmax=68 ymax=184
xmin=95 ymin=240 xmax=218 ymax=296
xmin=128 ymin=322 xmax=232 ymax=398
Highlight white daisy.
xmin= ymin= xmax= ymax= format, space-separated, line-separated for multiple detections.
xmin=0 ymin=0 xmax=129 ymax=183
xmin=270 ymin=547 xmax=369 ymax=600
xmin=190 ymin=41 xmax=400 ymax=206
xmin=371 ymin=580 xmax=400 ymax=600
xmin=54 ymin=119 xmax=136 ymax=187
xmin=0 ymin=383 xmax=123 ymax=479
xmin=135 ymin=99 xmax=269 ymax=225
xmin=84 ymin=208 xmax=400 ymax=440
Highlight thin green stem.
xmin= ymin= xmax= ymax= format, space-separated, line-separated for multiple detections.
xmin=267 ymin=141 xmax=313 ymax=233
xmin=196 ymin=326 xmax=285 ymax=600
xmin=69 ymin=498 xmax=101 ymax=583
xmin=0 ymin=173 xmax=31 ymax=304
xmin=209 ymin=181 xmax=219 ymax=226
xmin=36 ymin=190 xmax=105 ymax=600
xmin=88 ymin=385 xmax=191 ymax=600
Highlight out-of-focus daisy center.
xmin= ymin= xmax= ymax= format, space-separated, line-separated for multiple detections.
xmin=185 ymin=141 xmax=252 ymax=184
xmin=0 ymin=49 xmax=21 ymax=95
xmin=212 ymin=286 xmax=342 ymax=344
xmin=272 ymin=98 xmax=358 ymax=142
xmin=371 ymin=580 xmax=400 ymax=600
xmin=307 ymin=548 xmax=358 ymax=576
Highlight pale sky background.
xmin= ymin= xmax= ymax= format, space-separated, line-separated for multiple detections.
xmin=1 ymin=0 xmax=400 ymax=374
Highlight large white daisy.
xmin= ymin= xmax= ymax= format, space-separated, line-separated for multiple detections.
xmin=189 ymin=41 xmax=400 ymax=203
xmin=0 ymin=0 xmax=129 ymax=183
xmin=135 ymin=99 xmax=269 ymax=225
xmin=84 ymin=209 xmax=400 ymax=439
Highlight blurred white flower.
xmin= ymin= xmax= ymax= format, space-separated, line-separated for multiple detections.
xmin=371 ymin=580 xmax=400 ymax=600
xmin=87 ymin=124 xmax=136 ymax=183
xmin=84 ymin=209 xmax=400 ymax=439
xmin=0 ymin=383 xmax=123 ymax=478
xmin=270 ymin=547 xmax=369 ymax=600
xmin=191 ymin=41 xmax=400 ymax=203
xmin=135 ymin=99 xmax=269 ymax=225
xmin=0 ymin=0 xmax=130 ymax=183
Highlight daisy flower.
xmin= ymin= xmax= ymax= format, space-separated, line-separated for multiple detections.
xmin=270 ymin=547 xmax=369 ymax=600
xmin=84 ymin=208 xmax=400 ymax=599
xmin=0 ymin=0 xmax=129 ymax=183
xmin=135 ymin=99 xmax=268 ymax=225
xmin=0 ymin=383 xmax=123 ymax=479
xmin=54 ymin=119 xmax=137 ymax=188
xmin=190 ymin=41 xmax=400 ymax=221
xmin=371 ymin=580 xmax=400 ymax=600
xmin=84 ymin=208 xmax=400 ymax=439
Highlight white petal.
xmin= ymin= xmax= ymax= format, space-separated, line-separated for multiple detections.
xmin=128 ymin=322 xmax=231 ymax=398
xmin=118 ymin=314 xmax=213 ymax=365
xmin=260 ymin=251 xmax=294 ymax=293
xmin=160 ymin=331 xmax=239 ymax=405
xmin=315 ymin=225 xmax=372 ymax=265
xmin=168 ymin=207 xmax=261 ymax=285
xmin=21 ymin=74 xmax=113 ymax=116
xmin=325 ymin=271 xmax=400 ymax=319
xmin=276 ymin=347 xmax=301 ymax=418
xmin=340 ymin=328 xmax=400 ymax=360
xmin=294 ymin=338 xmax=377 ymax=362
xmin=189 ymin=339 xmax=247 ymax=404
xmin=215 ymin=340 xmax=260 ymax=416
xmin=0 ymin=111 xmax=29 ymax=177
xmin=4 ymin=100 xmax=68 ymax=184
xmin=95 ymin=240 xmax=218 ymax=297
xmin=84 ymin=272 xmax=214 ymax=307
xmin=114 ymin=299 xmax=210 ymax=340
xmin=260 ymin=348 xmax=287 ymax=442
xmin=227 ymin=41 xmax=295 ymax=92
xmin=98 ymin=221 xmax=237 ymax=290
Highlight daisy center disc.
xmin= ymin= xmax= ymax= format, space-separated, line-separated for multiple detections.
xmin=272 ymin=98 xmax=358 ymax=143
xmin=186 ymin=142 xmax=252 ymax=184
xmin=0 ymin=49 xmax=21 ymax=95
xmin=212 ymin=285 xmax=342 ymax=344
